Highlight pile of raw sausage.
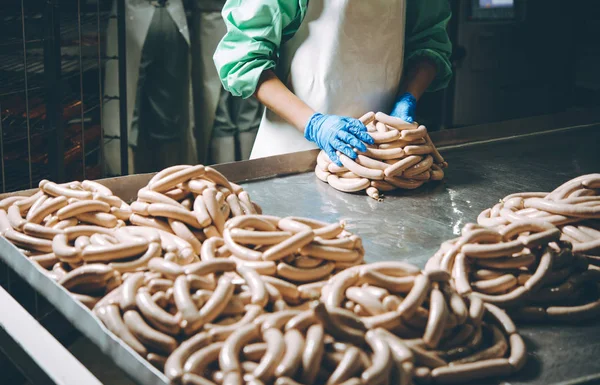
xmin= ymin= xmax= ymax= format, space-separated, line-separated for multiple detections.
xmin=476 ymin=173 xmax=600 ymax=265
xmin=2 ymin=166 xmax=598 ymax=384
xmin=129 ymin=164 xmax=261 ymax=253
xmin=315 ymin=112 xmax=447 ymax=200
xmin=222 ymin=215 xmax=364 ymax=281
xmin=0 ymin=179 xmax=133 ymax=306
xmin=321 ymin=262 xmax=526 ymax=384
xmin=426 ymin=220 xmax=600 ymax=321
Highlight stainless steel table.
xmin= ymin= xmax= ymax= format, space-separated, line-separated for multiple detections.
xmin=240 ymin=124 xmax=600 ymax=385
xmin=1 ymin=118 xmax=599 ymax=385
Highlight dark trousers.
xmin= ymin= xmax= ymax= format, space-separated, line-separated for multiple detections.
xmin=131 ymin=5 xmax=190 ymax=173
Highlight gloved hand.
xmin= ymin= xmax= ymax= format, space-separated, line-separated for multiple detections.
xmin=305 ymin=113 xmax=375 ymax=165
xmin=390 ymin=92 xmax=417 ymax=123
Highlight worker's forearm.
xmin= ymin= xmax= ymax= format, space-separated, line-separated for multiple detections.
xmin=401 ymin=58 xmax=438 ymax=100
xmin=254 ymin=70 xmax=315 ymax=133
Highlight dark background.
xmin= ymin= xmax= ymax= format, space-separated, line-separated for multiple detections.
xmin=1 ymin=0 xmax=599 ymax=191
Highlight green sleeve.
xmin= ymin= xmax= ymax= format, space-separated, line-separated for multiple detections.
xmin=213 ymin=0 xmax=308 ymax=99
xmin=404 ymin=0 xmax=453 ymax=92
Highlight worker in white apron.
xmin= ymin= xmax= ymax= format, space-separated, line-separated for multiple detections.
xmin=213 ymin=0 xmax=453 ymax=164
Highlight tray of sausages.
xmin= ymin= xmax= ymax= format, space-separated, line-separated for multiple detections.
xmin=0 ymin=163 xmax=598 ymax=385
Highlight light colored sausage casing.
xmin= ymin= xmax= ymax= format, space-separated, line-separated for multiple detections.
xmin=120 ymin=272 xmax=145 ymax=312
xmin=123 ymin=310 xmax=178 ymax=355
xmin=223 ymin=228 xmax=263 ymax=261
xmin=338 ymin=153 xmax=385 ymax=180
xmin=263 ymin=229 xmax=315 ymax=261
xmin=301 ymin=323 xmax=325 ymax=384
xmin=362 ymin=330 xmax=393 ymax=384
xmin=203 ymin=188 xmax=225 ymax=234
xmin=56 ymin=200 xmax=110 ymax=220
xmin=277 ymin=261 xmax=335 ymax=283
xmin=253 ymin=328 xmax=285 ymax=382
xmin=147 ymin=203 xmax=203 ymax=229
xmin=383 ymin=155 xmax=423 ymax=178
xmin=40 ymin=180 xmax=93 ymax=200
xmin=150 ymin=164 xmax=205 ymax=193
xmin=184 ymin=341 xmax=224 ymax=377
xmin=135 ymin=290 xmax=180 ymax=335
xmin=28 ymin=196 xmax=69 ymax=224
xmin=164 ymin=331 xmax=212 ymax=381
xmin=326 ymin=175 xmax=370 ymax=192
xmin=219 ymin=323 xmax=260 ymax=374
xmin=82 ymin=240 xmax=149 ymax=263
xmin=186 ymin=275 xmax=235 ymax=335
xmin=96 ymin=305 xmax=148 ymax=356
xmin=59 ymin=263 xmax=114 ymax=290
xmin=230 ymin=228 xmax=292 ymax=245
xmin=238 ymin=266 xmax=269 ymax=307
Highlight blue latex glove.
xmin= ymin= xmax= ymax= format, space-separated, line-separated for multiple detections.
xmin=390 ymin=92 xmax=417 ymax=123
xmin=305 ymin=113 xmax=375 ymax=165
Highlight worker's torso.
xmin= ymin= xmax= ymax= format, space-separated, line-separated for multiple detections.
xmin=251 ymin=0 xmax=407 ymax=160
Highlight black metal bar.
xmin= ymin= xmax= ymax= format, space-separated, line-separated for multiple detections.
xmin=20 ymin=1 xmax=33 ymax=189
xmin=77 ymin=0 xmax=86 ymax=178
xmin=0 ymin=103 xmax=5 ymax=193
xmin=43 ymin=0 xmax=64 ymax=183
xmin=97 ymin=0 xmax=105 ymax=178
xmin=117 ymin=0 xmax=129 ymax=176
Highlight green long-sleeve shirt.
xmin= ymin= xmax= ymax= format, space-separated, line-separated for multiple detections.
xmin=214 ymin=0 xmax=452 ymax=99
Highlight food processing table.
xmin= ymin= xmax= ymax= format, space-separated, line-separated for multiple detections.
xmin=1 ymin=115 xmax=599 ymax=385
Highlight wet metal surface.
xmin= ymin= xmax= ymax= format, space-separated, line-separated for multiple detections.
xmin=243 ymin=124 xmax=600 ymax=385
xmin=0 ymin=124 xmax=598 ymax=385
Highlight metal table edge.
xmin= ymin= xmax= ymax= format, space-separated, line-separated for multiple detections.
xmin=1 ymin=108 xmax=599 ymax=201
xmin=0 ymin=237 xmax=171 ymax=385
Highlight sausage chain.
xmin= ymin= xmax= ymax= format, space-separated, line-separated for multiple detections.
xmin=169 ymin=302 xmax=414 ymax=385
xmin=50 ymin=224 xmax=202 ymax=306
xmin=221 ymin=215 xmax=365 ymax=284
xmin=322 ymin=261 xmax=526 ymax=384
xmin=94 ymin=257 xmax=278 ymax=374
xmin=476 ymin=173 xmax=600 ymax=265
xmin=130 ymin=165 xmax=262 ymax=241
xmin=426 ymin=220 xmax=600 ymax=322
xmin=314 ymin=112 xmax=447 ymax=200
xmin=0 ymin=180 xmax=133 ymax=304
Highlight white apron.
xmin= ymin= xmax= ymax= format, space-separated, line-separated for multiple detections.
xmin=103 ymin=0 xmax=196 ymax=175
xmin=250 ymin=0 xmax=407 ymax=160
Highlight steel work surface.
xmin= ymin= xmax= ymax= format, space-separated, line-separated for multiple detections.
xmin=0 ymin=123 xmax=598 ymax=385
xmin=242 ymin=125 xmax=600 ymax=385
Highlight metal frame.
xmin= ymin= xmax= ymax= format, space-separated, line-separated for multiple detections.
xmin=0 ymin=4 xmax=124 ymax=380
xmin=117 ymin=0 xmax=129 ymax=176
xmin=43 ymin=0 xmax=64 ymax=183
xmin=0 ymin=286 xmax=101 ymax=385
xmin=0 ymin=1 xmax=119 ymax=193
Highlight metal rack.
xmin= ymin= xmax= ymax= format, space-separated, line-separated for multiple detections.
xmin=0 ymin=1 xmax=126 ymax=382
xmin=0 ymin=0 xmax=114 ymax=194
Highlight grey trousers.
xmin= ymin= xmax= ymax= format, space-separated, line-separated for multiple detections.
xmin=189 ymin=8 xmax=263 ymax=165
xmin=130 ymin=5 xmax=190 ymax=173
xmin=210 ymin=89 xmax=263 ymax=164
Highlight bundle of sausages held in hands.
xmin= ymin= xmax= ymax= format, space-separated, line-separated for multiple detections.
xmin=1 ymin=161 xmax=599 ymax=384
xmin=315 ymin=112 xmax=447 ymax=200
